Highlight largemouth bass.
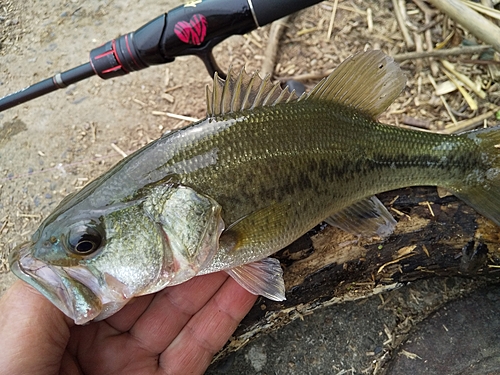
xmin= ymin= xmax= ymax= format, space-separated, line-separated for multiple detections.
xmin=10 ymin=50 xmax=500 ymax=324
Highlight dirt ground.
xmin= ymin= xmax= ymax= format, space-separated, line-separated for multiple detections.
xmin=1 ymin=1 xmax=500 ymax=374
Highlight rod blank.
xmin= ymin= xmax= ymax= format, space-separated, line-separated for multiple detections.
xmin=0 ymin=63 xmax=95 ymax=112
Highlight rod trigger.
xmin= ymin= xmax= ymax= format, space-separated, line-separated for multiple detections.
xmin=197 ymin=50 xmax=226 ymax=80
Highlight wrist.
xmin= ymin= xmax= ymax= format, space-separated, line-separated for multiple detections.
xmin=0 ymin=281 xmax=71 ymax=374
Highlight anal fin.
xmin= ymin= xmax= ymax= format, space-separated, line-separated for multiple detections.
xmin=226 ymin=257 xmax=285 ymax=301
xmin=325 ymin=196 xmax=396 ymax=238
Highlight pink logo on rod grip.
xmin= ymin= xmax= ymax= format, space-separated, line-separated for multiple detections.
xmin=174 ymin=14 xmax=208 ymax=45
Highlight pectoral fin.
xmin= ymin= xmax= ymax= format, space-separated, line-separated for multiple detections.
xmin=325 ymin=196 xmax=396 ymax=238
xmin=226 ymin=257 xmax=286 ymax=301
xmin=222 ymin=200 xmax=294 ymax=253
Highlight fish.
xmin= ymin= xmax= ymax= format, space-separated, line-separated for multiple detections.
xmin=9 ymin=50 xmax=500 ymax=325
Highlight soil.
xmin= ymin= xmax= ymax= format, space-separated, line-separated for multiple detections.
xmin=1 ymin=1 xmax=499 ymax=374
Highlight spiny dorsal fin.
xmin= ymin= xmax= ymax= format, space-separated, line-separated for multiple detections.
xmin=206 ymin=68 xmax=298 ymax=117
xmin=305 ymin=50 xmax=406 ymax=119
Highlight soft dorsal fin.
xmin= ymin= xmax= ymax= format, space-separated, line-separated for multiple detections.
xmin=206 ymin=68 xmax=298 ymax=117
xmin=305 ymin=50 xmax=406 ymax=119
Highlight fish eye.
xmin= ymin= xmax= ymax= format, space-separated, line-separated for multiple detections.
xmin=68 ymin=225 xmax=103 ymax=255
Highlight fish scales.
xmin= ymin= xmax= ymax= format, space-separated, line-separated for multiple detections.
xmin=177 ymin=102 xmax=478 ymax=220
xmin=168 ymin=102 xmax=480 ymax=269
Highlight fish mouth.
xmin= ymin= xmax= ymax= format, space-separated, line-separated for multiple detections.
xmin=9 ymin=242 xmax=102 ymax=324
xmin=9 ymin=243 xmax=129 ymax=325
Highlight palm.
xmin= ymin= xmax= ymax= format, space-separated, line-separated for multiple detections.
xmin=0 ymin=273 xmax=257 ymax=375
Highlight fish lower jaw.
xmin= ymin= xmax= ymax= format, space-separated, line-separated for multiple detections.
xmin=10 ymin=255 xmax=102 ymax=324
xmin=63 ymin=268 xmax=137 ymax=323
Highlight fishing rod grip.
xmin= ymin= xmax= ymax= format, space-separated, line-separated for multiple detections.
xmin=90 ymin=0 xmax=257 ymax=79
xmin=89 ymin=0 xmax=325 ymax=79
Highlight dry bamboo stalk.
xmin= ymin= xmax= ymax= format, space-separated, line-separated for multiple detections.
xmin=326 ymin=0 xmax=339 ymax=40
xmin=443 ymin=110 xmax=496 ymax=133
xmin=261 ymin=16 xmax=290 ymax=77
xmin=441 ymin=69 xmax=478 ymax=110
xmin=464 ymin=0 xmax=500 ymax=21
xmin=481 ymin=0 xmax=494 ymax=8
xmin=110 ymin=143 xmax=128 ymax=158
xmin=413 ymin=32 xmax=424 ymax=72
xmin=421 ymin=0 xmax=440 ymax=76
xmin=366 ymin=7 xmax=373 ymax=33
xmin=393 ymin=45 xmax=492 ymax=61
xmin=392 ymin=0 xmax=415 ymax=49
xmin=428 ymin=73 xmax=458 ymax=126
xmin=440 ymin=60 xmax=487 ymax=99
xmin=427 ymin=0 xmax=500 ymax=52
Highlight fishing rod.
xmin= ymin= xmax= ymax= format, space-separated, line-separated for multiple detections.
xmin=0 ymin=0 xmax=322 ymax=112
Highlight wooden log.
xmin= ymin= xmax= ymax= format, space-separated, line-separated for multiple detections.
xmin=213 ymin=186 xmax=500 ymax=362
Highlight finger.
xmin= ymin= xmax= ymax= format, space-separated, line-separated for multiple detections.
xmin=68 ymin=291 xmax=156 ymax=359
xmin=104 ymin=293 xmax=155 ymax=333
xmin=0 ymin=281 xmax=72 ymax=374
xmin=129 ymin=272 xmax=229 ymax=353
xmin=158 ymin=276 xmax=257 ymax=375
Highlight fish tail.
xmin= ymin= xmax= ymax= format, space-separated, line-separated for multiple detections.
xmin=452 ymin=126 xmax=500 ymax=226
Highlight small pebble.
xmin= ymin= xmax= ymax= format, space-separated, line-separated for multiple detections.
xmin=47 ymin=43 xmax=58 ymax=51
xmin=72 ymin=97 xmax=87 ymax=105
xmin=5 ymin=19 xmax=17 ymax=26
xmin=487 ymin=292 xmax=499 ymax=301
xmin=285 ymin=80 xmax=306 ymax=96
xmin=65 ymin=86 xmax=77 ymax=95
xmin=245 ymin=345 xmax=267 ymax=372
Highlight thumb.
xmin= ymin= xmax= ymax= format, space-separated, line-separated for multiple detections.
xmin=0 ymin=280 xmax=72 ymax=374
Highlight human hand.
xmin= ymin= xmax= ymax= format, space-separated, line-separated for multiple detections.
xmin=0 ymin=272 xmax=257 ymax=375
